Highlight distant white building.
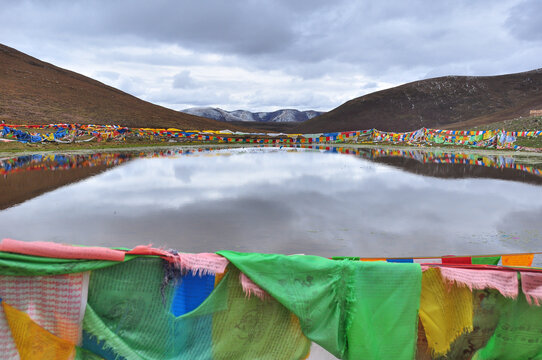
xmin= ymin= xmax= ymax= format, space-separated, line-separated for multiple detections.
xmin=530 ymin=110 xmax=542 ymax=116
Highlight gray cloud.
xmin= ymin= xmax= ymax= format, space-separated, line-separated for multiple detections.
xmin=506 ymin=0 xmax=542 ymax=42
xmin=172 ymin=70 xmax=197 ymax=89
xmin=94 ymin=71 xmax=120 ymax=81
xmin=361 ymin=82 xmax=378 ymax=90
xmin=1 ymin=0 xmax=541 ymax=111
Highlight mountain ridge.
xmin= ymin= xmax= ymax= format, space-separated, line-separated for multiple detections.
xmin=0 ymin=43 xmax=245 ymax=130
xmin=181 ymin=107 xmax=323 ymax=123
xmin=295 ymin=69 xmax=542 ymax=133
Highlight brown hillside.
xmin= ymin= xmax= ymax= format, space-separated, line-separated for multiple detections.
xmin=295 ymin=69 xmax=542 ymax=133
xmin=0 ymin=44 xmax=245 ymax=130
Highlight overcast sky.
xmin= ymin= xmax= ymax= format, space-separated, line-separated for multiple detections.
xmin=1 ymin=0 xmax=541 ymax=112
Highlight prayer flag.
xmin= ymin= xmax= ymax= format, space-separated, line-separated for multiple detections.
xmin=419 ymin=268 xmax=473 ymax=356
xmin=442 ymin=256 xmax=472 ymax=265
xmin=502 ymin=254 xmax=534 ymax=267
xmin=3 ymin=302 xmax=76 ymax=360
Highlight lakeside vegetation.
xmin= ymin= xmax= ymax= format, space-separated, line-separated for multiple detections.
xmin=472 ymin=116 xmax=542 ymax=148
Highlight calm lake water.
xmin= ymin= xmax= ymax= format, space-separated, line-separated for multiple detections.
xmin=1 ymin=145 xmax=542 ymax=259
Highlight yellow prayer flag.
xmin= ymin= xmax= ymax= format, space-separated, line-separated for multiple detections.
xmin=419 ymin=268 xmax=473 ymax=356
xmin=2 ymin=302 xmax=75 ymax=360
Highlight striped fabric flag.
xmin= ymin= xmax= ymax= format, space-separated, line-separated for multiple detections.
xmin=0 ymin=272 xmax=89 ymax=359
xmin=2 ymin=302 xmax=76 ymax=360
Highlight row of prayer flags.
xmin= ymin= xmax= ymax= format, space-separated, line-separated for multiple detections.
xmin=342 ymin=254 xmax=536 ymax=267
xmin=2 ymin=240 xmax=542 ymax=359
xmin=1 ymin=123 xmax=540 ymax=150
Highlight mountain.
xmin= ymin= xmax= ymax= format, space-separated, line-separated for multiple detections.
xmin=295 ymin=69 xmax=542 ymax=133
xmin=182 ymin=107 xmax=323 ymax=123
xmin=0 ymin=44 xmax=243 ymax=130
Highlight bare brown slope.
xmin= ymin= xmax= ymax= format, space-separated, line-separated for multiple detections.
xmin=295 ymin=69 xmax=542 ymax=133
xmin=0 ymin=44 xmax=245 ymax=130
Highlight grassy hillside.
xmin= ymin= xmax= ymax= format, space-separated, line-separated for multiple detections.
xmin=296 ymin=70 xmax=542 ymax=133
xmin=0 ymin=44 xmax=246 ymax=130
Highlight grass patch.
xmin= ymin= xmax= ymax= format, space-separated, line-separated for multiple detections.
xmin=472 ymin=116 xmax=542 ymax=132
xmin=514 ymin=137 xmax=542 ymax=148
xmin=469 ymin=116 xmax=542 ymax=149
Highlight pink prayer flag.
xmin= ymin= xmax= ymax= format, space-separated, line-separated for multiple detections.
xmin=240 ymin=272 xmax=270 ymax=300
xmin=127 ymin=246 xmax=229 ymax=275
xmin=127 ymin=245 xmax=177 ymax=262
xmin=179 ymin=253 xmax=229 ymax=276
xmin=440 ymin=267 xmax=518 ymax=298
xmin=520 ymin=272 xmax=542 ymax=306
xmin=0 ymin=238 xmax=125 ymax=261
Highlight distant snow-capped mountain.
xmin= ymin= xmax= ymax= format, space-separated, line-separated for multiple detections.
xmin=181 ymin=107 xmax=323 ymax=123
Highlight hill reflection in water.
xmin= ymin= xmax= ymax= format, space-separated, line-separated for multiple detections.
xmin=0 ymin=146 xmax=541 ymax=258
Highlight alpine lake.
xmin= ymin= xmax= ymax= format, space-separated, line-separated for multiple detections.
xmin=1 ymin=144 xmax=542 ymax=264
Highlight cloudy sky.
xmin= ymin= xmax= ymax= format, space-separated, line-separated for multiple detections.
xmin=1 ymin=0 xmax=541 ymax=112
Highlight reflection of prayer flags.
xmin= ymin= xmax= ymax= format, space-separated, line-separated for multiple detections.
xmin=502 ymin=254 xmax=534 ymax=267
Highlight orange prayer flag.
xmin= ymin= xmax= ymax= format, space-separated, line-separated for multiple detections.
xmin=360 ymin=258 xmax=386 ymax=262
xmin=502 ymin=254 xmax=534 ymax=267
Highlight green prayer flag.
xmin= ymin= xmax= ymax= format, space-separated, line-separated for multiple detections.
xmin=472 ymin=256 xmax=501 ymax=266
xmin=331 ymin=256 xmax=360 ymax=261
xmin=84 ymin=257 xmax=309 ymax=359
xmin=218 ymin=251 xmax=422 ymax=360
xmin=347 ymin=261 xmax=421 ymax=359
xmin=0 ymin=251 xmax=141 ymax=276
xmin=473 ymin=292 xmax=542 ymax=360
xmin=75 ymin=346 xmax=105 ymax=360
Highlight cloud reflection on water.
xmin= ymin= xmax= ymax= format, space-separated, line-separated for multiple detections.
xmin=0 ymin=148 xmax=541 ymax=257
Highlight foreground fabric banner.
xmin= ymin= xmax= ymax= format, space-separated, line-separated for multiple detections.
xmin=1 ymin=240 xmax=542 ymax=359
